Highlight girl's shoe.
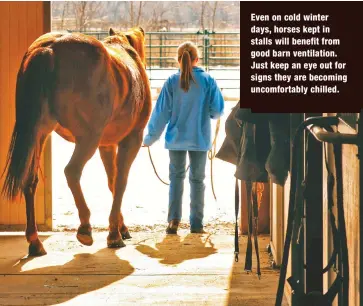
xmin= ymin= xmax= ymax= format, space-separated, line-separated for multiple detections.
xmin=166 ymin=220 xmax=180 ymax=234
xmin=190 ymin=228 xmax=207 ymax=234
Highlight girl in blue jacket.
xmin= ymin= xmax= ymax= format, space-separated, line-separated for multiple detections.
xmin=143 ymin=41 xmax=224 ymax=234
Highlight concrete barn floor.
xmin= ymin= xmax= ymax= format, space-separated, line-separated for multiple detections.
xmin=0 ymin=229 xmax=287 ymax=306
xmin=0 ymin=101 xmax=288 ymax=305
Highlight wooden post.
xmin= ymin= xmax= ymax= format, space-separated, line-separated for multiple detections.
xmin=0 ymin=2 xmax=52 ymax=230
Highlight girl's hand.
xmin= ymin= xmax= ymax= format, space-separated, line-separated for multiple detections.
xmin=142 ymin=143 xmax=149 ymax=147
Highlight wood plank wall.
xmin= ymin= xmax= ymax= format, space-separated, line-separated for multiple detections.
xmin=275 ymin=114 xmax=360 ymax=305
xmin=0 ymin=1 xmax=51 ymax=229
xmin=323 ymin=114 xmax=360 ymax=306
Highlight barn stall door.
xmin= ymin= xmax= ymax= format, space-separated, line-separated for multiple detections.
xmin=0 ymin=2 xmax=52 ymax=230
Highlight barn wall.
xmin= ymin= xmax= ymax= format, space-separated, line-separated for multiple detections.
xmin=270 ymin=175 xmax=293 ymax=306
xmin=323 ymin=114 xmax=360 ymax=306
xmin=0 ymin=1 xmax=51 ymax=229
xmin=270 ymin=183 xmax=284 ymax=266
xmin=283 ymin=173 xmax=292 ymax=306
xmin=272 ymin=114 xmax=360 ymax=306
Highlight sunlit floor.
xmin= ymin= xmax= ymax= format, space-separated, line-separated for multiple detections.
xmin=52 ymin=101 xmax=238 ymax=231
xmin=0 ymin=231 xmax=287 ymax=306
xmin=4 ymin=99 xmax=290 ymax=305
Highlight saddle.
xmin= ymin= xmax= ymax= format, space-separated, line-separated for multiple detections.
xmin=217 ymin=108 xmax=350 ymax=305
xmin=216 ymin=104 xmax=290 ymax=277
xmin=217 ymin=106 xmax=290 ymax=185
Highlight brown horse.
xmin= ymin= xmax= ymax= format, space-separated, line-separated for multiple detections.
xmin=1 ymin=27 xmax=152 ymax=256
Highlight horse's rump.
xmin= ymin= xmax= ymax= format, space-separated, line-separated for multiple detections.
xmin=1 ymin=42 xmax=56 ymax=200
xmin=2 ymin=27 xmax=151 ymax=258
xmin=2 ymin=28 xmax=151 ymax=199
xmin=41 ymin=31 xmax=150 ymax=143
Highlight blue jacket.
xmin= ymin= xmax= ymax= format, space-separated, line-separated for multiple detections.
xmin=143 ymin=67 xmax=225 ymax=151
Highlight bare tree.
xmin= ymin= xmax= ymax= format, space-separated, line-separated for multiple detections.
xmin=200 ymin=2 xmax=208 ymax=30
xmin=60 ymin=1 xmax=70 ymax=30
xmin=211 ymin=2 xmax=218 ymax=32
xmin=73 ymin=1 xmax=103 ymax=31
xmin=129 ymin=2 xmax=134 ymax=26
xmin=136 ymin=2 xmax=145 ymax=25
xmin=125 ymin=1 xmax=144 ymax=27
xmin=73 ymin=1 xmax=86 ymax=31
xmin=51 ymin=1 xmax=241 ymax=32
xmin=145 ymin=2 xmax=171 ymax=31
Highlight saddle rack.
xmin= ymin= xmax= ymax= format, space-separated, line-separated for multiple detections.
xmin=275 ymin=114 xmax=362 ymax=306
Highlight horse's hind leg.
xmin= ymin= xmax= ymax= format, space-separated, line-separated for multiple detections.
xmin=64 ymin=134 xmax=101 ymax=246
xmin=26 ymin=132 xmax=53 ymax=256
xmin=107 ymin=129 xmax=143 ymax=248
xmin=25 ymin=169 xmax=46 ymax=256
xmin=100 ymin=145 xmax=131 ymax=240
xmin=99 ymin=145 xmax=117 ymax=194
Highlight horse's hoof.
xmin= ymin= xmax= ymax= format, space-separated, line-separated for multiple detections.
xmin=77 ymin=224 xmax=93 ymax=246
xmin=107 ymin=232 xmax=125 ymax=248
xmin=107 ymin=239 xmax=126 ymax=248
xmin=28 ymin=240 xmax=47 ymax=257
xmin=121 ymin=231 xmax=132 ymax=240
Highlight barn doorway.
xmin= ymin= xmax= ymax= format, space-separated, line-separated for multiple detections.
xmin=0 ymin=3 xmax=290 ymax=305
xmin=50 ymin=2 xmax=241 ymax=233
xmin=51 ymin=104 xmax=238 ymax=232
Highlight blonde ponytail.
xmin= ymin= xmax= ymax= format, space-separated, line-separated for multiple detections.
xmin=177 ymin=42 xmax=198 ymax=92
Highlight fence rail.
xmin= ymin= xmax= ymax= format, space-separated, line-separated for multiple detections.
xmin=68 ymin=29 xmax=240 ymax=99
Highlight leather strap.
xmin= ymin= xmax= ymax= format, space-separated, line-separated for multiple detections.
xmin=244 ymin=180 xmax=253 ymax=272
xmin=333 ymin=142 xmax=349 ymax=306
xmin=234 ymin=178 xmax=240 ymax=262
xmin=275 ymin=121 xmax=305 ymax=306
xmin=252 ymin=182 xmax=261 ymax=278
xmin=276 ymin=119 xmax=349 ymax=306
xmin=234 ymin=127 xmax=244 ymax=263
xmin=243 ymin=181 xmax=262 ymax=277
xmin=322 ymin=142 xmax=340 ymax=274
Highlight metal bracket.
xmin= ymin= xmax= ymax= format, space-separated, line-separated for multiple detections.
xmin=305 ymin=116 xmax=358 ymax=145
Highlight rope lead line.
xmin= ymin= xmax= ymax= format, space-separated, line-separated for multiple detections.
xmin=208 ymin=118 xmax=221 ymax=201
xmin=146 ymin=118 xmax=221 ymax=201
xmin=147 ymin=146 xmax=169 ymax=186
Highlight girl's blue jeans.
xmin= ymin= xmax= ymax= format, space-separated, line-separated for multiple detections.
xmin=168 ymin=150 xmax=207 ymax=230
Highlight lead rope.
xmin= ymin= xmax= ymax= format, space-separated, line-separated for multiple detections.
xmin=147 ymin=118 xmax=220 ymax=201
xmin=208 ymin=118 xmax=221 ymax=200
xmin=147 ymin=146 xmax=171 ymax=186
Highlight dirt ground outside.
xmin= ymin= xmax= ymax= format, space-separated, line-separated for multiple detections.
xmin=52 ymin=101 xmax=238 ymax=232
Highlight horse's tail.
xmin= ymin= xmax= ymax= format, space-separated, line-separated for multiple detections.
xmin=1 ymin=47 xmax=54 ymax=201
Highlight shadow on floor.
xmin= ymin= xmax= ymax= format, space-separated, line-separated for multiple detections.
xmin=225 ymin=238 xmax=288 ymax=306
xmin=0 ymin=236 xmax=134 ymax=306
xmin=135 ymin=233 xmax=217 ymax=265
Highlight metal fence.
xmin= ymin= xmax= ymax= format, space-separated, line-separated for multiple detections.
xmin=68 ymin=30 xmax=240 ymax=98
